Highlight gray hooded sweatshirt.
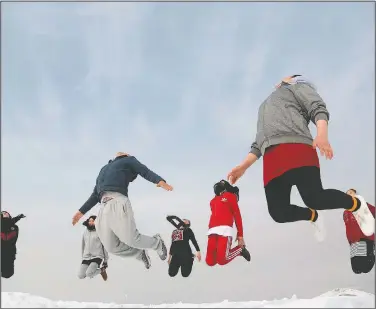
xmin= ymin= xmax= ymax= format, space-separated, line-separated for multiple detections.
xmin=250 ymin=76 xmax=330 ymax=158
xmin=82 ymin=228 xmax=109 ymax=263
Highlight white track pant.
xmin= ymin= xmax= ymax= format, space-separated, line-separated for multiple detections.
xmin=95 ymin=192 xmax=160 ymax=260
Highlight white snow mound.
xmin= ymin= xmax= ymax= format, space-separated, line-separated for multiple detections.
xmin=1 ymin=288 xmax=374 ymax=308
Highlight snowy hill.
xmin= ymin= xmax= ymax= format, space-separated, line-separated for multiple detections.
xmin=2 ymin=288 xmax=374 ymax=308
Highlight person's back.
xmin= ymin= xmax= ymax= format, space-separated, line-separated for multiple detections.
xmin=73 ymin=152 xmax=173 ymax=271
xmin=209 ymin=191 xmax=239 ymax=232
xmin=95 ymin=156 xmax=140 ymax=198
xmin=80 ymin=154 xmax=166 ymax=214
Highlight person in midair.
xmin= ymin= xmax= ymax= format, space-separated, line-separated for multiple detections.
xmin=78 ymin=215 xmax=109 ymax=281
xmin=72 ymin=152 xmax=173 ymax=270
xmin=1 ymin=211 xmax=26 ymax=279
xmin=206 ymin=180 xmax=251 ymax=266
xmin=166 ymin=216 xmax=201 ymax=278
xmin=343 ymin=188 xmax=375 ymax=274
xmin=227 ymin=75 xmax=374 ymax=241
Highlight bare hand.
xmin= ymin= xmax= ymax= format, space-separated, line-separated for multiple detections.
xmin=167 ymin=256 xmax=172 ymax=264
xmin=196 ymin=252 xmax=201 ymax=262
xmin=237 ymin=237 xmax=245 ymax=248
xmin=157 ymin=181 xmax=173 ymax=191
xmin=227 ymin=165 xmax=246 ymax=185
xmin=72 ymin=211 xmax=84 ymax=226
xmin=313 ymin=135 xmax=333 ymax=160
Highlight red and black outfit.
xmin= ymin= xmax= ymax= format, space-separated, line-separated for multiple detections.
xmin=206 ymin=192 xmax=244 ymax=266
xmin=168 ymin=227 xmax=200 ymax=277
xmin=263 ymin=143 xmax=358 ymax=223
xmin=1 ymin=212 xmax=25 ymax=279
xmin=343 ymin=202 xmax=375 ymax=274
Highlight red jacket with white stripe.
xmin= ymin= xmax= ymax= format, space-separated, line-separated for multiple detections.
xmin=208 ymin=192 xmax=244 ymax=237
xmin=343 ymin=202 xmax=375 ymax=244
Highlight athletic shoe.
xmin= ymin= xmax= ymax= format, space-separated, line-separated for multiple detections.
xmin=154 ymin=234 xmax=167 ymax=261
xmin=140 ymin=250 xmax=151 ymax=269
xmin=352 ymin=195 xmax=375 ymax=237
xmin=240 ymin=247 xmax=251 ymax=262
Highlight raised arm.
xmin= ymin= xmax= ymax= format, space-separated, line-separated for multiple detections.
xmin=129 ymin=156 xmax=165 ymax=184
xmin=12 ymin=214 xmax=26 ymax=224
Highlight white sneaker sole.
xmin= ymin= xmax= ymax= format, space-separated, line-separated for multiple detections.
xmin=311 ymin=212 xmax=326 ymax=242
xmin=352 ymin=195 xmax=375 ymax=237
xmin=139 ymin=251 xmax=151 ymax=269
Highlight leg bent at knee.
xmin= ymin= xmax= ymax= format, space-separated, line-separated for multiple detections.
xmin=205 ymin=256 xmax=216 ymax=267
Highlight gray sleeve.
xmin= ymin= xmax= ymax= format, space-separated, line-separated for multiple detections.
xmin=81 ymin=235 xmax=85 ymax=258
xmin=129 ymin=156 xmax=165 ymax=184
xmin=249 ymin=141 xmax=262 ymax=159
xmin=102 ymin=244 xmax=109 ymax=263
xmin=292 ymin=83 xmax=330 ymax=124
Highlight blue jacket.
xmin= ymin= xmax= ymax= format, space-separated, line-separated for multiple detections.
xmin=79 ymin=155 xmax=165 ymax=214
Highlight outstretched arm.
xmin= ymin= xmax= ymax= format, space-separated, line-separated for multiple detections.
xmin=129 ymin=157 xmax=165 ymax=184
xmin=12 ymin=214 xmax=26 ymax=224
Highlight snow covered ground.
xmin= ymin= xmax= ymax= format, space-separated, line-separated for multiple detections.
xmin=2 ymin=288 xmax=374 ymax=308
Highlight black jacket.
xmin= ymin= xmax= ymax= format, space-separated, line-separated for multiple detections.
xmin=1 ymin=215 xmax=24 ymax=256
xmin=169 ymin=227 xmax=200 ymax=258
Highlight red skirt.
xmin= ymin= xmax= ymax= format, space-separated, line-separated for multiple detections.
xmin=263 ymin=143 xmax=320 ymax=187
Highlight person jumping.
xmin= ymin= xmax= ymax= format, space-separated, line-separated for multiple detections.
xmin=206 ymin=180 xmax=251 ymax=266
xmin=78 ymin=215 xmax=109 ymax=281
xmin=166 ymin=216 xmax=201 ymax=278
xmin=72 ymin=152 xmax=173 ymax=270
xmin=227 ymin=75 xmax=375 ymax=241
xmin=344 ymin=188 xmax=375 ymax=274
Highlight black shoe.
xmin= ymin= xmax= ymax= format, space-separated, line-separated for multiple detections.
xmin=241 ymin=247 xmax=251 ymax=262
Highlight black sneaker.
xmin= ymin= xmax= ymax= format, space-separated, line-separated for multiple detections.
xmin=241 ymin=247 xmax=251 ymax=262
xmin=140 ymin=250 xmax=151 ymax=269
xmin=154 ymin=234 xmax=167 ymax=261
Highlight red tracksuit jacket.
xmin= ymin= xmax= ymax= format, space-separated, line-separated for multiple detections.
xmin=343 ymin=202 xmax=375 ymax=244
xmin=208 ymin=192 xmax=243 ymax=238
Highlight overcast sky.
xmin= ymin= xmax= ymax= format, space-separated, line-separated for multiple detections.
xmin=2 ymin=1 xmax=374 ymax=305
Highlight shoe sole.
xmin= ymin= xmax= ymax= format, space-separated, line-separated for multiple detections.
xmin=354 ymin=195 xmax=375 ymax=237
xmin=155 ymin=234 xmax=167 ymax=261
xmin=143 ymin=251 xmax=152 ymax=269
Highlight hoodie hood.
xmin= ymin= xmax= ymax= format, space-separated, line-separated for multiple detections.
xmin=279 ymin=75 xmax=317 ymax=91
xmin=83 ymin=215 xmax=97 ymax=230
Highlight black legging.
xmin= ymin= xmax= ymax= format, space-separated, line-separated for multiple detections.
xmin=1 ymin=252 xmax=15 ymax=279
xmin=264 ymin=166 xmax=356 ymax=223
xmin=168 ymin=255 xmax=194 ymax=278
xmin=351 ymin=239 xmax=375 ymax=274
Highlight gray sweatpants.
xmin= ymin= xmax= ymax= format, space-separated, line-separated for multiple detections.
xmin=78 ymin=262 xmax=101 ymax=279
xmin=95 ymin=192 xmax=160 ymax=260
